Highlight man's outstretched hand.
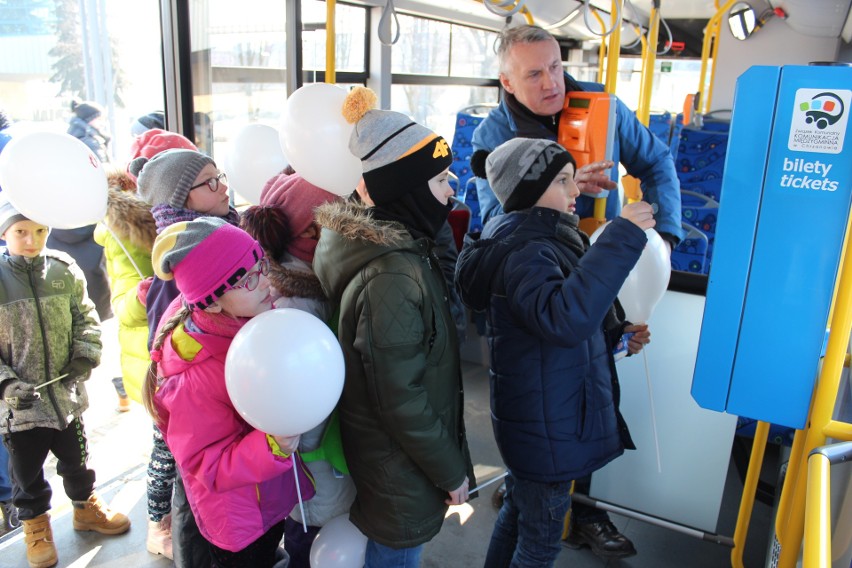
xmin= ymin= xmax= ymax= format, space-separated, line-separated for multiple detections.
xmin=574 ymin=160 xmax=617 ymax=195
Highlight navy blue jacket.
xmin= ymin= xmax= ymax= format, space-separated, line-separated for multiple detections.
xmin=455 ymin=209 xmax=645 ymax=482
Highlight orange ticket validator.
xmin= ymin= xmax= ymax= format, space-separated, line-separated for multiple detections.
xmin=557 ymin=92 xmax=616 ymax=197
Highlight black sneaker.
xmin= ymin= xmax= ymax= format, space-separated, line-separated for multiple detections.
xmin=0 ymin=500 xmax=20 ymax=534
xmin=563 ymin=520 xmax=637 ymax=559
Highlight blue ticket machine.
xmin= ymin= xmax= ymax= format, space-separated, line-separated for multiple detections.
xmin=692 ymin=64 xmax=852 ymax=429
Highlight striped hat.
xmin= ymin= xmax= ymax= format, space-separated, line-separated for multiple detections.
xmin=151 ymin=217 xmax=263 ymax=310
xmin=342 ymin=86 xmax=452 ymax=206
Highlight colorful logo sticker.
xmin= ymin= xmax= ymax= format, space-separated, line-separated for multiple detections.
xmin=788 ymin=89 xmax=850 ymax=154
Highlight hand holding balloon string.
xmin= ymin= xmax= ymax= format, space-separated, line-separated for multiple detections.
xmin=271 ymin=433 xmax=301 ymax=455
xmin=446 ymin=476 xmax=470 ymax=506
xmin=624 ymin=323 xmax=650 ymax=355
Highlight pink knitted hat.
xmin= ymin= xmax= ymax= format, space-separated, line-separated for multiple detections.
xmin=127 ymin=129 xmax=197 ymax=182
xmin=151 ymin=217 xmax=263 ymax=311
xmin=259 ymin=172 xmax=339 ymax=262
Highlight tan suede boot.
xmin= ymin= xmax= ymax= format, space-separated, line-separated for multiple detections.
xmin=72 ymin=494 xmax=131 ymax=535
xmin=22 ymin=513 xmax=58 ymax=568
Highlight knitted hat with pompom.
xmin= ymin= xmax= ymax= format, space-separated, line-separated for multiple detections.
xmin=341 ymin=86 xmax=452 ymax=206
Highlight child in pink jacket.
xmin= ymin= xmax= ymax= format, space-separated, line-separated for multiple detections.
xmin=142 ymin=217 xmax=315 ymax=566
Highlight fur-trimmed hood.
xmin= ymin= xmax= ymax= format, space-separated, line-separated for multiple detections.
xmin=102 ymin=171 xmax=157 ymax=253
xmin=266 ymin=259 xmax=326 ymax=301
xmin=314 ymin=200 xmax=409 ymax=247
xmin=313 ymin=200 xmax=425 ymax=303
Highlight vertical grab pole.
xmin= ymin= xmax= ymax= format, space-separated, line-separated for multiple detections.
xmin=697 ymin=1 xmax=735 ymax=117
xmin=636 ymin=1 xmax=660 ymax=127
xmin=776 ymin=213 xmax=852 ymax=568
xmin=326 ymin=0 xmax=336 ymax=84
xmin=730 ymin=421 xmax=770 ymax=568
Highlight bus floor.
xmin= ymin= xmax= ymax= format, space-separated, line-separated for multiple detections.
xmin=0 ymin=319 xmax=774 ymax=568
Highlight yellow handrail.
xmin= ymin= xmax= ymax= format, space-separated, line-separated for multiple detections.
xmin=804 ymin=452 xmax=832 ymax=567
xmin=636 ymin=5 xmax=659 ymax=127
xmin=596 ymin=0 xmax=622 ymax=222
xmin=705 ymin=18 xmax=722 ymax=113
xmin=326 ymin=0 xmax=336 ymax=84
xmin=731 ymin=421 xmax=770 ymax=568
xmin=634 ymin=32 xmax=648 ymax=121
xmin=775 ymin=211 xmax=852 ymax=568
xmin=697 ymin=0 xmax=735 ymax=115
xmin=603 ymin=0 xmax=622 ymax=95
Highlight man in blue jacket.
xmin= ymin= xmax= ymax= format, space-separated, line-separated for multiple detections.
xmin=472 ymin=25 xmax=683 ymax=251
xmin=473 ymin=24 xmax=682 ymax=559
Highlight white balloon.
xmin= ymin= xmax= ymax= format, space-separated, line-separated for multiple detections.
xmin=310 ymin=515 xmax=367 ymax=568
xmin=279 ymin=83 xmax=362 ymax=196
xmin=223 ymin=123 xmax=288 ymax=205
xmin=0 ymin=131 xmax=107 ymax=229
xmin=617 ymin=229 xmax=671 ymax=323
xmin=588 ymin=222 xmax=670 ymax=323
xmin=225 ymin=308 xmax=344 ymax=437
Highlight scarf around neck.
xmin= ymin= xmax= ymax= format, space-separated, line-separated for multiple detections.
xmin=554 ymin=211 xmax=588 ymax=259
xmin=152 ymin=203 xmax=241 ymax=234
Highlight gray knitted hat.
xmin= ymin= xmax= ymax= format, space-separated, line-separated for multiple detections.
xmin=483 ymin=138 xmax=575 ymax=213
xmin=0 ymin=196 xmax=28 ymax=236
xmin=342 ymin=87 xmax=453 ymax=205
xmin=130 ymin=149 xmax=215 ymax=208
xmin=349 ymin=109 xmax=442 ymax=174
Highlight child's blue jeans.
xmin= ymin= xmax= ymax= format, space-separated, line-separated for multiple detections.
xmin=484 ymin=473 xmax=573 ymax=568
xmin=365 ymin=539 xmax=423 ymax=568
xmin=0 ymin=442 xmax=12 ymax=502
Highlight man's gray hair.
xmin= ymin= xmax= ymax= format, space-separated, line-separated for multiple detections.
xmin=496 ymin=25 xmax=558 ymax=72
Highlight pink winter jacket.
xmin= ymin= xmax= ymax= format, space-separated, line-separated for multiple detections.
xmin=153 ymin=298 xmax=316 ymax=552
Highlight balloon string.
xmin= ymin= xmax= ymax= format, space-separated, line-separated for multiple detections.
xmin=292 ymin=454 xmax=308 ymax=533
xmin=470 ymin=471 xmax=509 ymax=495
xmin=104 ymin=225 xmax=146 ymax=280
xmin=642 ymin=348 xmax=662 ymax=473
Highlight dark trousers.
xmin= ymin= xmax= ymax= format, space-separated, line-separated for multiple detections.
xmin=3 ymin=418 xmax=95 ymax=520
xmin=209 ymin=518 xmax=286 ymax=568
xmin=172 ymin=469 xmax=213 ymax=568
xmin=284 ymin=517 xmax=321 ymax=568
xmin=572 ymin=475 xmax=609 ymax=525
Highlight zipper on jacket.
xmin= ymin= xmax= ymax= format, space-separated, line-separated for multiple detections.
xmin=27 ymin=261 xmax=64 ymax=427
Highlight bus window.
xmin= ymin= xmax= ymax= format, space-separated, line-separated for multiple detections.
xmin=0 ymin=0 xmax=165 ymax=163
xmin=390 ymin=13 xmax=499 ymax=145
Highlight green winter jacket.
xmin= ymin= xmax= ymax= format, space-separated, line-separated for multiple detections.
xmin=313 ymin=201 xmax=474 ymax=548
xmin=0 ymin=249 xmax=102 ymax=433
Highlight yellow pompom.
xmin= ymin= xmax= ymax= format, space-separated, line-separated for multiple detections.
xmin=342 ymin=86 xmax=377 ymax=124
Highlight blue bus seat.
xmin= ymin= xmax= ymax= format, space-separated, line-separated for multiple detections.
xmin=648 ymin=110 xmax=673 ymax=146
xmin=671 ymin=222 xmax=709 ymax=274
xmin=681 ymin=190 xmax=720 ymax=272
xmin=449 ymin=104 xmax=495 ymax=234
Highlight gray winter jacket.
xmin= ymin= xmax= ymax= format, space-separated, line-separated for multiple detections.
xmin=0 ymin=249 xmax=102 ymax=433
